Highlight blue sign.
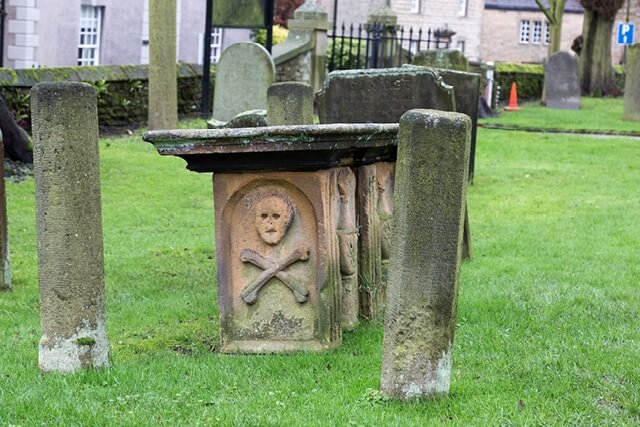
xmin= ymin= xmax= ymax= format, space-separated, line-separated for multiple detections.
xmin=617 ymin=23 xmax=635 ymax=45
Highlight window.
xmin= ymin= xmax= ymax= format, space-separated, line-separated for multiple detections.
xmin=544 ymin=21 xmax=550 ymax=45
xmin=211 ymin=28 xmax=223 ymax=63
xmin=459 ymin=0 xmax=468 ymax=17
xmin=532 ymin=20 xmax=542 ymax=44
xmin=456 ymin=40 xmax=465 ymax=53
xmin=411 ymin=0 xmax=420 ymax=14
xmin=78 ymin=5 xmax=103 ymax=66
xmin=519 ymin=20 xmax=530 ymax=44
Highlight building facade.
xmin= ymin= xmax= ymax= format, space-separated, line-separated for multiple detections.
xmin=2 ymin=0 xmax=250 ymax=69
xmin=481 ymin=0 xmax=584 ymax=63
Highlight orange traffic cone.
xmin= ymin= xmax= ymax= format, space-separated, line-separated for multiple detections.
xmin=504 ymin=82 xmax=519 ymax=111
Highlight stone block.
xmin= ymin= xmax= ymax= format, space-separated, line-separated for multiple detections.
xmin=317 ymin=67 xmax=455 ymax=124
xmin=624 ymin=44 xmax=640 ymax=121
xmin=212 ymin=42 xmax=275 ymax=122
xmin=214 ymin=169 xmax=343 ymax=352
xmin=31 ymin=82 xmax=110 ymax=372
xmin=381 ymin=109 xmax=470 ymax=399
xmin=267 ymin=82 xmax=314 ymax=126
xmin=544 ymin=51 xmax=580 ymax=110
xmin=0 ymin=139 xmax=10 ymax=291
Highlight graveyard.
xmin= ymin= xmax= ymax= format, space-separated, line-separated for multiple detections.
xmin=1 ymin=105 xmax=638 ymax=423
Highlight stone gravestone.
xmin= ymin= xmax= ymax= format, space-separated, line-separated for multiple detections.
xmin=381 ymin=109 xmax=470 ymax=399
xmin=624 ymin=44 xmax=640 ymax=121
xmin=544 ymin=51 xmax=581 ymax=110
xmin=411 ymin=49 xmax=469 ymax=71
xmin=0 ymin=135 xmax=10 ymax=291
xmin=267 ymin=82 xmax=314 ymax=126
xmin=210 ymin=42 xmax=275 ymax=124
xmin=317 ymin=67 xmax=471 ymax=318
xmin=31 ymin=82 xmax=110 ymax=372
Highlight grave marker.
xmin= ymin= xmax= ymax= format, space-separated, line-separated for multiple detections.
xmin=32 ymin=82 xmax=110 ymax=372
xmin=624 ymin=44 xmax=640 ymax=121
xmin=544 ymin=51 xmax=581 ymax=110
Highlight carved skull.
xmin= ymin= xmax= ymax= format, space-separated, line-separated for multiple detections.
xmin=255 ymin=195 xmax=294 ymax=245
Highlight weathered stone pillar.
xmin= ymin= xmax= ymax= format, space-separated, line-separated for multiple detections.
xmin=267 ymin=82 xmax=314 ymax=126
xmin=32 ymin=82 xmax=110 ymax=373
xmin=0 ymin=133 xmax=10 ymax=291
xmin=148 ymin=0 xmax=178 ymax=130
xmin=366 ymin=6 xmax=399 ymax=68
xmin=624 ymin=44 xmax=640 ymax=121
xmin=381 ymin=109 xmax=470 ymax=399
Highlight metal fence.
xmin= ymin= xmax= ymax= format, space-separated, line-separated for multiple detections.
xmin=328 ymin=22 xmax=451 ymax=71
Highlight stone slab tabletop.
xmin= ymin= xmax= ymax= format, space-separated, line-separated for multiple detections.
xmin=143 ymin=124 xmax=399 ymax=172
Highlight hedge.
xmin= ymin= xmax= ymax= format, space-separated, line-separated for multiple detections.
xmin=0 ymin=63 xmax=215 ymax=131
xmin=495 ymin=62 xmax=626 ymax=103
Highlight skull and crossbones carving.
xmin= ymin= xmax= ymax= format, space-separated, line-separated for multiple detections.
xmin=240 ymin=195 xmax=310 ymax=305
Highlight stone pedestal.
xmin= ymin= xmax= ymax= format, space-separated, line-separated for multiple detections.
xmin=214 ymin=170 xmax=343 ymax=352
xmin=0 ymin=137 xmax=10 ymax=291
xmin=31 ymin=82 xmax=110 ymax=372
xmin=144 ymin=123 xmax=398 ymax=352
xmin=381 ymin=109 xmax=470 ymax=399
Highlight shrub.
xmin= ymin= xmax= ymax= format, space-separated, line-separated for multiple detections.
xmin=328 ymin=39 xmax=367 ymax=70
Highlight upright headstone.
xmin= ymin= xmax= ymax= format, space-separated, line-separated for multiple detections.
xmin=544 ymin=51 xmax=581 ymax=110
xmin=148 ymin=0 xmax=178 ymax=129
xmin=623 ymin=44 xmax=640 ymax=121
xmin=31 ymin=82 xmax=110 ymax=373
xmin=211 ymin=43 xmax=276 ymax=123
xmin=381 ymin=109 xmax=470 ymax=399
xmin=267 ymin=82 xmax=314 ymax=126
xmin=317 ymin=67 xmax=455 ymax=124
xmin=0 ymin=134 xmax=10 ymax=291
xmin=412 ymin=49 xmax=469 ymax=71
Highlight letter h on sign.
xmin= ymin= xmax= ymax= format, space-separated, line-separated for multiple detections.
xmin=618 ymin=23 xmax=635 ymax=45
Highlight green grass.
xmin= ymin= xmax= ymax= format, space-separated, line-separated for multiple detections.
xmin=1 ymin=126 xmax=639 ymax=425
xmin=481 ymin=97 xmax=640 ymax=134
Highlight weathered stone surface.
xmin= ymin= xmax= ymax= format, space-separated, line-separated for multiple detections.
xmin=381 ymin=109 xmax=470 ymax=399
xmin=148 ymin=0 xmax=178 ymax=129
xmin=337 ymin=168 xmax=359 ymax=330
xmin=624 ymin=44 xmax=640 ymax=121
xmin=317 ymin=67 xmax=455 ymax=124
xmin=212 ymin=0 xmax=266 ymax=28
xmin=31 ymin=82 xmax=110 ymax=372
xmin=212 ymin=43 xmax=275 ymax=122
xmin=357 ymin=164 xmax=383 ymax=319
xmin=412 ymin=49 xmax=469 ymax=71
xmin=267 ymin=82 xmax=314 ymax=126
xmin=207 ymin=109 xmax=268 ymax=129
xmin=0 ymin=137 xmax=10 ymax=291
xmin=376 ymin=162 xmax=395 ymax=289
xmin=544 ymin=51 xmax=581 ymax=110
xmin=143 ymin=123 xmax=398 ymax=173
xmin=214 ymin=169 xmax=342 ymax=352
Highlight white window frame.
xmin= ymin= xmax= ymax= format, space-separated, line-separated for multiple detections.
xmin=532 ymin=20 xmax=543 ymax=44
xmin=459 ymin=0 xmax=468 ymax=17
xmin=78 ymin=5 xmax=103 ymax=66
xmin=519 ymin=20 xmax=530 ymax=44
xmin=456 ymin=40 xmax=465 ymax=53
xmin=411 ymin=0 xmax=420 ymax=14
xmin=210 ymin=28 xmax=224 ymax=63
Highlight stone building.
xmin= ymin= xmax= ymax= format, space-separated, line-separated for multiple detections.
xmin=1 ymin=0 xmax=249 ymax=68
xmin=480 ymin=0 xmax=584 ymax=63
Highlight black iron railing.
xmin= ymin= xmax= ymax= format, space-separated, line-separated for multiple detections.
xmin=328 ymin=22 xmax=450 ymax=71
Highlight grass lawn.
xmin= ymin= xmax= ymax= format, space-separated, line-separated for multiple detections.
xmin=1 ymin=125 xmax=639 ymax=425
xmin=481 ymin=97 xmax=640 ymax=135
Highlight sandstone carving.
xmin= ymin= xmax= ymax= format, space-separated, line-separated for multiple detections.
xmin=337 ymin=168 xmax=359 ymax=329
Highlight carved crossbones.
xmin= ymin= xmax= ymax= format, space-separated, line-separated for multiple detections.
xmin=240 ymin=245 xmax=310 ymax=304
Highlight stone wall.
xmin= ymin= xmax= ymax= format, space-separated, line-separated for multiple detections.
xmin=276 ymin=51 xmax=312 ymax=83
xmin=0 ymin=64 xmax=214 ymax=129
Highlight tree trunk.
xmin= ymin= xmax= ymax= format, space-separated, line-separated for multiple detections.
xmin=0 ymin=95 xmax=33 ymax=163
xmin=579 ymin=10 xmax=617 ymax=96
xmin=547 ymin=0 xmax=566 ymax=56
xmin=148 ymin=0 xmax=178 ymax=130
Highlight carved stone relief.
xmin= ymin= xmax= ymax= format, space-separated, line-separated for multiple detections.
xmin=336 ymin=168 xmax=358 ymax=330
